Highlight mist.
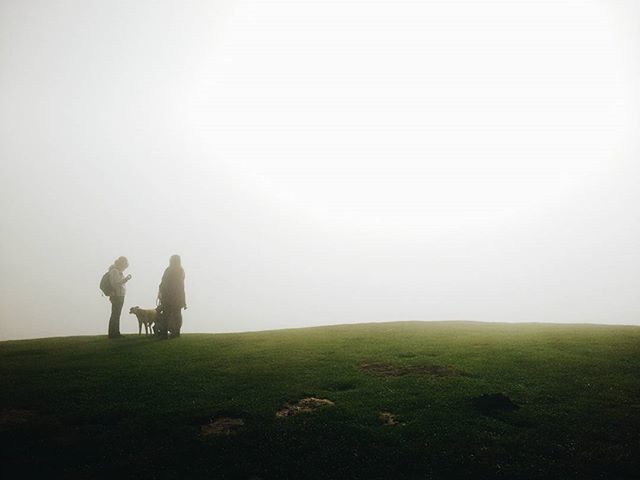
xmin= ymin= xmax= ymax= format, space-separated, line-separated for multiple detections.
xmin=1 ymin=0 xmax=639 ymax=340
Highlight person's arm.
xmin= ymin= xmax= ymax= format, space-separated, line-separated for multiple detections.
xmin=157 ymin=269 xmax=169 ymax=302
xmin=181 ymin=272 xmax=186 ymax=309
xmin=109 ymin=269 xmax=130 ymax=287
xmin=109 ymin=269 xmax=120 ymax=289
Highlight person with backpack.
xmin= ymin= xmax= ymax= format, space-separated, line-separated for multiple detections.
xmin=101 ymin=256 xmax=132 ymax=339
xmin=156 ymin=254 xmax=186 ymax=339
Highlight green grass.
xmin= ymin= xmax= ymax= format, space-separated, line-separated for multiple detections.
xmin=1 ymin=321 xmax=639 ymax=479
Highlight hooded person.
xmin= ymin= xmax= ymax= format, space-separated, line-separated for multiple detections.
xmin=157 ymin=254 xmax=186 ymax=339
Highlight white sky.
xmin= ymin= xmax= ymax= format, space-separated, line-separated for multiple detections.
xmin=1 ymin=0 xmax=639 ymax=340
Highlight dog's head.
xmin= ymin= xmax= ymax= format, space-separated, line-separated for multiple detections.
xmin=129 ymin=306 xmax=140 ymax=314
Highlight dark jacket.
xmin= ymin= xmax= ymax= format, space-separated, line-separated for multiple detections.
xmin=159 ymin=266 xmax=186 ymax=308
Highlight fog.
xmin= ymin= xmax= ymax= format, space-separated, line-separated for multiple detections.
xmin=1 ymin=0 xmax=639 ymax=340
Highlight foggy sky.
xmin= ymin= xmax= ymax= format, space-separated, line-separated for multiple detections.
xmin=1 ymin=0 xmax=639 ymax=340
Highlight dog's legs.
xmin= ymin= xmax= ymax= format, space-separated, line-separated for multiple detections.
xmin=138 ymin=319 xmax=142 ymax=335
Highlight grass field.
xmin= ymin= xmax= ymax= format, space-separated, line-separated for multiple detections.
xmin=1 ymin=321 xmax=639 ymax=479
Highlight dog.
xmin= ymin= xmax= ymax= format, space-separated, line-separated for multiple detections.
xmin=129 ymin=306 xmax=157 ymax=335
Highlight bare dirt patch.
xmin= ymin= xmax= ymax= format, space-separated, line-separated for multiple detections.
xmin=359 ymin=362 xmax=406 ymax=376
xmin=359 ymin=362 xmax=462 ymax=377
xmin=379 ymin=412 xmax=400 ymax=426
xmin=276 ymin=397 xmax=335 ymax=417
xmin=200 ymin=417 xmax=245 ymax=437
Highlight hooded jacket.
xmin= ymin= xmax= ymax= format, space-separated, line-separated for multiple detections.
xmin=159 ymin=265 xmax=186 ymax=308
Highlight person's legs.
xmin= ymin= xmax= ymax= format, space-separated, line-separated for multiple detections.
xmin=165 ymin=306 xmax=175 ymax=336
xmin=108 ymin=298 xmax=117 ymax=337
xmin=165 ymin=306 xmax=182 ymax=338
xmin=174 ymin=309 xmax=182 ymax=337
xmin=155 ymin=305 xmax=168 ymax=339
xmin=108 ymin=296 xmax=124 ymax=338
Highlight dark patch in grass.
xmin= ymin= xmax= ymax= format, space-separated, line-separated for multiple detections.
xmin=359 ymin=362 xmax=463 ymax=377
xmin=359 ymin=362 xmax=405 ymax=376
xmin=84 ymin=409 xmax=129 ymax=426
xmin=472 ymin=393 xmax=520 ymax=415
xmin=0 ymin=409 xmax=39 ymax=427
xmin=397 ymin=352 xmax=416 ymax=358
xmin=510 ymin=416 xmax=535 ymax=428
xmin=324 ymin=381 xmax=357 ymax=392
xmin=0 ymin=408 xmax=64 ymax=440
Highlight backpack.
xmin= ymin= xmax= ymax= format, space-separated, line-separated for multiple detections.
xmin=100 ymin=270 xmax=114 ymax=297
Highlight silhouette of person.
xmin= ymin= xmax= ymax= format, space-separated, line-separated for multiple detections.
xmin=108 ymin=256 xmax=131 ymax=338
xmin=157 ymin=254 xmax=186 ymax=339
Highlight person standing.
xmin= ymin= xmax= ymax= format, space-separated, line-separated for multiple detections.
xmin=108 ymin=256 xmax=131 ymax=338
xmin=157 ymin=254 xmax=186 ymax=339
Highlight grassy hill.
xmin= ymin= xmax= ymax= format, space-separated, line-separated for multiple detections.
xmin=1 ymin=321 xmax=639 ymax=479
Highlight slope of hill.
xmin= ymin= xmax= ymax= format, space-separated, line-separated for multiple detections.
xmin=1 ymin=321 xmax=639 ymax=479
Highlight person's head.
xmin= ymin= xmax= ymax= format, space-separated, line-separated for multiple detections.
xmin=114 ymin=256 xmax=129 ymax=272
xmin=169 ymin=254 xmax=181 ymax=268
